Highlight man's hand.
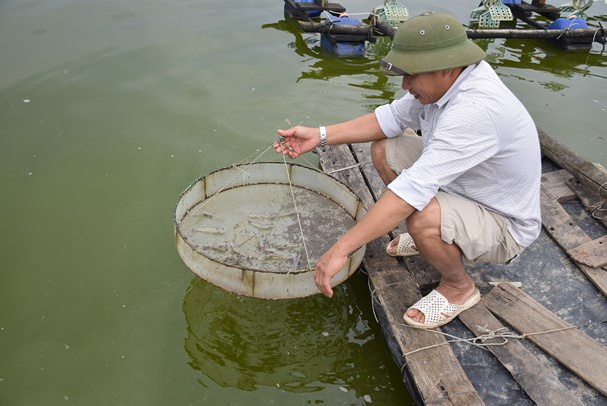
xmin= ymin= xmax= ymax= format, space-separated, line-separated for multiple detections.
xmin=273 ymin=126 xmax=320 ymax=159
xmin=313 ymin=246 xmax=349 ymax=298
xmin=312 ymin=190 xmax=417 ymax=298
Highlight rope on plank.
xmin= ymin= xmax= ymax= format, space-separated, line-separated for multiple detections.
xmin=590 ymin=180 xmax=607 ymax=220
xmin=367 ymin=279 xmax=580 ymax=369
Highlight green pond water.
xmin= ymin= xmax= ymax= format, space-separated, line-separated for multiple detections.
xmin=1 ymin=0 xmax=606 ymax=405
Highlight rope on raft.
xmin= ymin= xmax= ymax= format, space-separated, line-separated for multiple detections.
xmin=367 ymin=279 xmax=583 ymax=369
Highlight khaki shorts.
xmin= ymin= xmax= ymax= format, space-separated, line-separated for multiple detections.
xmin=385 ymin=132 xmax=523 ymax=264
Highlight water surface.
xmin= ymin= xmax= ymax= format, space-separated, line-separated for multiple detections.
xmin=1 ymin=0 xmax=605 ymax=404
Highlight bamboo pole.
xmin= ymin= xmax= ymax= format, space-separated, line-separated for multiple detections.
xmin=296 ymin=20 xmax=606 ymax=44
xmin=466 ymin=28 xmax=605 ymax=41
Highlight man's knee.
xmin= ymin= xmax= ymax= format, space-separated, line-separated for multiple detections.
xmin=370 ymin=139 xmax=386 ymax=170
xmin=406 ymin=199 xmax=441 ymax=239
xmin=371 ymin=139 xmax=398 ymax=184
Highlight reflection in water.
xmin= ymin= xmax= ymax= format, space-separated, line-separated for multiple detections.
xmin=262 ymin=18 xmax=399 ymax=106
xmin=264 ymin=15 xmax=606 ymax=90
xmin=484 ymin=37 xmax=607 ymax=95
xmin=183 ymin=276 xmax=411 ymax=403
xmin=476 ymin=37 xmax=606 ymax=81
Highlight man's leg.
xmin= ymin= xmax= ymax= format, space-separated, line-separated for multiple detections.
xmin=372 ymin=133 xmax=520 ymax=325
xmin=372 ymin=137 xmax=476 ymax=323
xmin=404 ymin=198 xmax=477 ymax=324
xmin=396 ymin=193 xmax=522 ymax=324
xmin=370 ymin=139 xmax=398 ymax=184
xmin=371 ymin=130 xmax=422 ymax=185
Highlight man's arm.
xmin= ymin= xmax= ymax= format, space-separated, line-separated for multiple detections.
xmin=322 ymin=112 xmax=387 ymax=145
xmin=274 ymin=113 xmax=386 ymax=158
xmin=314 ymin=190 xmax=416 ymax=297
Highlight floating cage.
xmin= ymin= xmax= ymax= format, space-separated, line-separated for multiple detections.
xmin=470 ymin=0 xmax=514 ymax=28
xmin=373 ymin=0 xmax=409 ymax=28
xmin=174 ymin=162 xmax=367 ymax=299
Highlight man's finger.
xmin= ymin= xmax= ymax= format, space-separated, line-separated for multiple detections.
xmin=319 ymin=277 xmax=333 ymax=298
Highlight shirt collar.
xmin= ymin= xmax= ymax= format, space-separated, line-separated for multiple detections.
xmin=434 ymin=63 xmax=479 ymax=108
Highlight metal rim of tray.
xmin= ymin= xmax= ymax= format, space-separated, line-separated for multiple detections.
xmin=174 ymin=161 xmax=367 ymax=299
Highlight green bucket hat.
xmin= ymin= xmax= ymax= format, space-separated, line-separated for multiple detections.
xmin=381 ymin=12 xmax=486 ymax=76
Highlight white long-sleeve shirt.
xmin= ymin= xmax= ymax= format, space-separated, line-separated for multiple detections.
xmin=375 ymin=61 xmax=541 ymax=247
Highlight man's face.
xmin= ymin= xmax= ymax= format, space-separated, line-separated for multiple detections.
xmin=401 ymin=71 xmax=449 ymax=105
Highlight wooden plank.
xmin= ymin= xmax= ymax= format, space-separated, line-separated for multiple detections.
xmin=567 ymin=235 xmax=607 ymax=269
xmin=567 ymin=177 xmax=607 ymax=229
xmin=540 ymin=170 xmax=605 ymax=268
xmin=349 ymin=142 xmax=386 ymax=202
xmin=350 ymin=142 xmax=407 ymax=240
xmin=365 ymin=237 xmax=483 ymax=406
xmin=318 ymin=146 xmax=483 ymax=405
xmin=540 ymin=187 xmax=590 ymax=250
xmin=540 ymin=128 xmax=607 ymax=200
xmin=541 ymin=169 xmax=576 ymax=202
xmin=573 ymin=261 xmax=607 ymax=296
xmin=459 ymin=301 xmax=583 ymax=406
xmin=541 ymin=168 xmax=572 ymax=188
xmin=483 ymin=283 xmax=607 ymax=396
xmin=317 ymin=144 xmax=376 ymax=210
xmin=540 ymin=188 xmax=607 ymax=296
xmin=402 ymin=256 xmax=441 ymax=294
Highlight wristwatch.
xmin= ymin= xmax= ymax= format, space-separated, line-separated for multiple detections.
xmin=319 ymin=126 xmax=327 ymax=147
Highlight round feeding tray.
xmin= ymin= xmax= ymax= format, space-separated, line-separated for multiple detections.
xmin=174 ymin=162 xmax=367 ymax=299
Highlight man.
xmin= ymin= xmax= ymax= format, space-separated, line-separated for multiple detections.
xmin=274 ymin=12 xmax=541 ymax=329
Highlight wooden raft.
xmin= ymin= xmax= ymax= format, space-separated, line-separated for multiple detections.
xmin=539 ymin=128 xmax=607 ymax=297
xmin=319 ymin=144 xmax=482 ymax=405
xmin=316 ymin=136 xmax=607 ymax=404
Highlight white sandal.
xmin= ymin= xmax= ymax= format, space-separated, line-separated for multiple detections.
xmin=386 ymin=233 xmax=419 ymax=257
xmin=403 ymin=289 xmax=481 ymax=329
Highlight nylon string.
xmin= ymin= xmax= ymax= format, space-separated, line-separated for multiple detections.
xmin=179 ymin=143 xmax=275 ymax=226
xmin=179 ymin=136 xmax=368 ymax=272
xmin=180 ymin=139 xmax=330 ymax=273
xmin=279 ymin=143 xmax=313 ymax=272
